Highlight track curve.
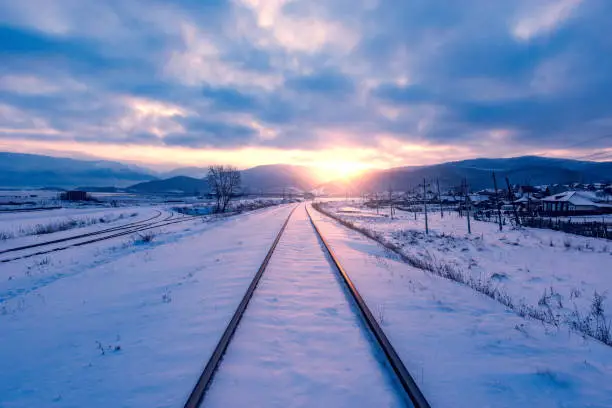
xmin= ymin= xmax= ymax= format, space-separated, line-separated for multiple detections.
xmin=0 ymin=210 xmax=165 ymax=256
xmin=0 ymin=210 xmax=205 ymax=263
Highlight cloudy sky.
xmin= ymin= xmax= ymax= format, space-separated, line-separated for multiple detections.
xmin=1 ymin=0 xmax=611 ymax=176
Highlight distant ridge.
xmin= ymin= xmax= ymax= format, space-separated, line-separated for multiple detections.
xmin=2 ymin=152 xmax=611 ymax=194
xmin=319 ymin=156 xmax=612 ymax=194
xmin=128 ymin=176 xmax=208 ymax=195
xmin=0 ymin=152 xmax=156 ymax=188
xmin=127 ymin=164 xmax=317 ymax=194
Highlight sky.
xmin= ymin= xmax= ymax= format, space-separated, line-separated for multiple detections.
xmin=1 ymin=0 xmax=611 ymax=178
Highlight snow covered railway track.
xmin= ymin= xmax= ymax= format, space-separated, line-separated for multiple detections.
xmin=0 ymin=210 xmax=203 ymax=263
xmin=306 ymin=205 xmax=430 ymax=408
xmin=184 ymin=205 xmax=298 ymax=408
xmin=0 ymin=210 xmax=165 ymax=257
xmin=184 ymin=204 xmax=430 ymax=408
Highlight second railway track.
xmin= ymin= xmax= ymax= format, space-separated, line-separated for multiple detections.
xmin=0 ymin=209 xmax=166 ymax=256
xmin=184 ymin=204 xmax=430 ymax=408
xmin=0 ymin=209 xmax=202 ymax=263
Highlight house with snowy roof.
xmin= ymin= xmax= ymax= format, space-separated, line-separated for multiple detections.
xmin=513 ymin=195 xmax=542 ymax=212
xmin=541 ymin=191 xmax=612 ymax=215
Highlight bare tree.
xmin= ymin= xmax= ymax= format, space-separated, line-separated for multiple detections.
xmin=207 ymin=165 xmax=241 ymax=213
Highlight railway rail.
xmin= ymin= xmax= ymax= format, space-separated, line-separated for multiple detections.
xmin=0 ymin=210 xmax=165 ymax=256
xmin=184 ymin=204 xmax=430 ymax=408
xmin=0 ymin=210 xmax=201 ymax=263
xmin=0 ymin=206 xmax=62 ymax=213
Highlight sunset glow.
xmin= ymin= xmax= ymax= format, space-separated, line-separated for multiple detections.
xmin=0 ymin=0 xmax=611 ymax=171
xmin=310 ymin=161 xmax=372 ymax=182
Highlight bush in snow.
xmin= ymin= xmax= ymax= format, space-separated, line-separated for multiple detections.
xmin=133 ymin=230 xmax=156 ymax=244
xmin=0 ymin=230 xmax=13 ymax=241
xmin=12 ymin=213 xmax=128 ymax=239
xmin=96 ymin=340 xmax=121 ymax=355
xmin=567 ymin=292 xmax=611 ymax=346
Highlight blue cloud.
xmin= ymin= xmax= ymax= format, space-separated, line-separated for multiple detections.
xmin=373 ymin=84 xmax=434 ymax=105
xmin=0 ymin=0 xmax=611 ymax=157
xmin=166 ymin=118 xmax=257 ymax=148
xmin=202 ymin=86 xmax=258 ymax=112
xmin=285 ymin=71 xmax=354 ymax=94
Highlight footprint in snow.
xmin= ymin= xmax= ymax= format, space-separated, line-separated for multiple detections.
xmin=320 ymin=307 xmax=338 ymax=316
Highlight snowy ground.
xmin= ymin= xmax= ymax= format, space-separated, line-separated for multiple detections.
xmin=3 ymin=198 xmax=611 ymax=407
xmin=0 ymin=190 xmax=60 ymax=209
xmin=0 ymin=204 xmax=295 ymax=407
xmin=318 ymin=201 xmax=612 ymax=337
xmin=0 ymin=207 xmax=159 ymax=245
xmin=205 ymin=205 xmax=404 ymax=407
xmin=310 ymin=204 xmax=612 ymax=407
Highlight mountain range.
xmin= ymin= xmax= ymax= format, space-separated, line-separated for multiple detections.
xmin=0 ymin=152 xmax=155 ymax=188
xmin=334 ymin=156 xmax=612 ymax=194
xmin=1 ymin=152 xmax=611 ymax=194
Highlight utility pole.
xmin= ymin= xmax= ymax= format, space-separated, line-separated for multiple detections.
xmin=388 ymin=184 xmax=395 ymax=219
xmin=375 ymin=192 xmax=380 ymax=215
xmin=458 ymin=182 xmax=464 ymax=217
xmin=436 ymin=178 xmax=443 ymax=218
xmin=505 ymin=176 xmax=521 ymax=227
xmin=421 ymin=178 xmax=429 ymax=234
xmin=492 ymin=172 xmax=503 ymax=231
xmin=414 ymin=186 xmax=417 ymax=220
xmin=464 ymin=179 xmax=472 ymax=234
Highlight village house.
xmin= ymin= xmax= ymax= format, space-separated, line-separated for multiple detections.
xmin=541 ymin=191 xmax=612 ymax=215
xmin=513 ymin=195 xmax=542 ymax=212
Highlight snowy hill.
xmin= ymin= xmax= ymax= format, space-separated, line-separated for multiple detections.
xmin=0 ymin=152 xmax=156 ymax=188
xmin=319 ymin=156 xmax=612 ymax=194
xmin=128 ymin=164 xmax=317 ymax=195
xmin=4 ymin=152 xmax=611 ymax=194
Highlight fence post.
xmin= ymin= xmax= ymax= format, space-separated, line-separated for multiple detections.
xmin=505 ymin=176 xmax=520 ymax=227
xmin=492 ymin=172 xmax=503 ymax=231
xmin=422 ymin=178 xmax=429 ymax=234
xmin=437 ymin=178 xmax=443 ymax=218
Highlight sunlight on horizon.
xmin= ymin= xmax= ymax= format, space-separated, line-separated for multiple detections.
xmin=0 ymin=138 xmax=383 ymax=181
xmin=310 ymin=161 xmax=372 ymax=182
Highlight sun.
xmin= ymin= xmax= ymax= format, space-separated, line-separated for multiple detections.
xmin=313 ymin=161 xmax=369 ymax=182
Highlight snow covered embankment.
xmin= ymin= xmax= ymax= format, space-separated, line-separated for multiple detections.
xmin=314 ymin=201 xmax=612 ymax=347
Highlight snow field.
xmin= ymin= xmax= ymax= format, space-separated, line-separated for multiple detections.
xmin=318 ymin=201 xmax=612 ymax=342
xmin=309 ymin=204 xmax=612 ymax=407
xmin=0 ymin=204 xmax=294 ymax=407
xmin=204 ymin=205 xmax=405 ymax=407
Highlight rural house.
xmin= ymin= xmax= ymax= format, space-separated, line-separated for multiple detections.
xmin=541 ymin=191 xmax=612 ymax=215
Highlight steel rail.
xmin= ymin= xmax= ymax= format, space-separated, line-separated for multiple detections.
xmin=183 ymin=205 xmax=298 ymax=408
xmin=0 ymin=210 xmax=165 ymax=256
xmin=305 ymin=205 xmax=431 ymax=408
xmin=0 ymin=206 xmax=62 ymax=213
xmin=0 ymin=213 xmax=202 ymax=263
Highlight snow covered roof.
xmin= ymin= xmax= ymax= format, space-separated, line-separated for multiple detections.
xmin=514 ymin=196 xmax=541 ymax=204
xmin=469 ymin=194 xmax=489 ymax=202
xmin=542 ymin=191 xmax=609 ymax=207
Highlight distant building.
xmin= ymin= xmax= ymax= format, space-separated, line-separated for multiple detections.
xmin=61 ymin=190 xmax=88 ymax=201
xmin=513 ymin=196 xmax=542 ymax=212
xmin=541 ymin=191 xmax=612 ymax=215
xmin=439 ymin=195 xmax=461 ymax=204
xmin=518 ymin=185 xmax=539 ymax=196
